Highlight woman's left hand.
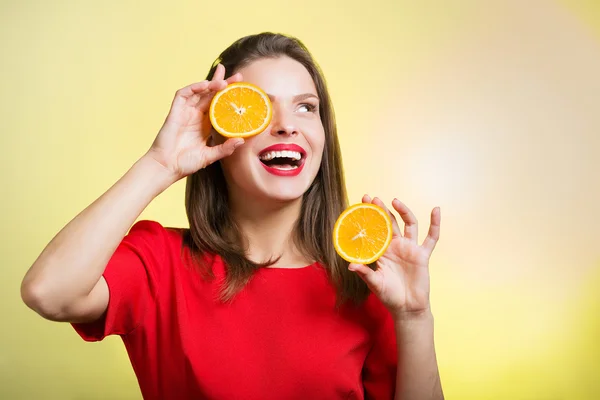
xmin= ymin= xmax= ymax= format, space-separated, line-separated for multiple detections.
xmin=349 ymin=195 xmax=441 ymax=319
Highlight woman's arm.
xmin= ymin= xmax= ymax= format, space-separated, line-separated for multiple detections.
xmin=393 ymin=310 xmax=443 ymax=400
xmin=21 ymin=65 xmax=244 ymax=323
xmin=348 ymin=196 xmax=444 ymax=399
xmin=21 ymin=156 xmax=173 ymax=322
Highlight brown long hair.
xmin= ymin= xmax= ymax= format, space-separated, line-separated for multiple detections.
xmin=184 ymin=32 xmax=369 ymax=304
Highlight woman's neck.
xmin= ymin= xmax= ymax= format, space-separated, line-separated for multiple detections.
xmin=229 ymin=195 xmax=309 ymax=268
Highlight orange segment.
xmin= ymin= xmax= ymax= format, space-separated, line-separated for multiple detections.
xmin=209 ymin=82 xmax=272 ymax=138
xmin=333 ymin=203 xmax=393 ymax=264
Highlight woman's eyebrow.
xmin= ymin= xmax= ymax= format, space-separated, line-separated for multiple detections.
xmin=266 ymin=93 xmax=320 ymax=102
xmin=293 ymin=93 xmax=319 ymax=102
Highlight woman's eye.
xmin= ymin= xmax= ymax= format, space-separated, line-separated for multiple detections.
xmin=298 ymin=103 xmax=316 ymax=113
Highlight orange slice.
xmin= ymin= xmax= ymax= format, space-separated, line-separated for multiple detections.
xmin=333 ymin=203 xmax=393 ymax=264
xmin=209 ymin=82 xmax=273 ymax=138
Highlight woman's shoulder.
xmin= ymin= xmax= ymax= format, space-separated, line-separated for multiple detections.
xmin=119 ymin=220 xmax=209 ymax=278
xmin=121 ymin=220 xmax=194 ymax=265
xmin=126 ymin=219 xmax=188 ymax=243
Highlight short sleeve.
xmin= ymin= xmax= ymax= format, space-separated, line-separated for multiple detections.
xmin=71 ymin=220 xmax=169 ymax=341
xmin=362 ymin=301 xmax=397 ymax=399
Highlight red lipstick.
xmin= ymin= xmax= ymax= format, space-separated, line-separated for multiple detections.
xmin=258 ymin=143 xmax=307 ymax=177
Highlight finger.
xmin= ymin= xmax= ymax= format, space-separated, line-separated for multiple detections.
xmin=422 ymin=207 xmax=441 ymax=253
xmin=212 ymin=63 xmax=226 ymax=81
xmin=372 ymin=197 xmax=401 ymax=238
xmin=226 ymin=72 xmax=243 ymax=84
xmin=197 ymin=78 xmax=227 ymax=109
xmin=195 ymin=89 xmax=219 ymax=111
xmin=197 ymin=69 xmax=242 ymax=112
xmin=362 ymin=194 xmax=372 ymax=203
xmin=188 ymin=80 xmax=210 ymax=94
xmin=392 ymin=198 xmax=418 ymax=241
xmin=207 ymin=64 xmax=228 ymax=92
xmin=208 ymin=79 xmax=227 ymax=92
xmin=202 ymin=138 xmax=245 ymax=166
xmin=348 ymin=263 xmax=380 ymax=292
xmin=187 ymin=80 xmax=214 ymax=109
xmin=168 ymin=81 xmax=211 ymax=112
xmin=178 ymin=81 xmax=209 ymax=98
xmin=197 ymin=72 xmax=242 ymax=110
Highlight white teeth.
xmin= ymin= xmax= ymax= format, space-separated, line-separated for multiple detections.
xmin=272 ymin=165 xmax=298 ymax=170
xmin=259 ymin=150 xmax=302 ymax=161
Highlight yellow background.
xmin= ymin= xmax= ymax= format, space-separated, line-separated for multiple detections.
xmin=2 ymin=0 xmax=599 ymax=398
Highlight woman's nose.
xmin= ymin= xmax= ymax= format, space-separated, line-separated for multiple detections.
xmin=269 ymin=106 xmax=298 ymax=137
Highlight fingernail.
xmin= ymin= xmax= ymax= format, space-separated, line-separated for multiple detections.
xmin=234 ymin=139 xmax=244 ymax=148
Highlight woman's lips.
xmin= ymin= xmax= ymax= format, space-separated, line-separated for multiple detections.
xmin=260 ymin=158 xmax=305 ymax=177
xmin=258 ymin=143 xmax=307 ymax=177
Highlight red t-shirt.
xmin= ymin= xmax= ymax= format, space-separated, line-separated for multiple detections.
xmin=73 ymin=220 xmax=397 ymax=399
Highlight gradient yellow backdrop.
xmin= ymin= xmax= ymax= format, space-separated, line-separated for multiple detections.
xmin=2 ymin=0 xmax=599 ymax=399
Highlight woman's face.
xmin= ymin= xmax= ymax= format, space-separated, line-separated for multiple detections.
xmin=216 ymin=56 xmax=325 ymax=204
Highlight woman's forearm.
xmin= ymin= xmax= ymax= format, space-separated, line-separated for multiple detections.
xmin=21 ymin=155 xmax=174 ymax=318
xmin=394 ymin=309 xmax=444 ymax=400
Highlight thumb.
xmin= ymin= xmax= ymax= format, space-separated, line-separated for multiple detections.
xmin=202 ymin=138 xmax=244 ymax=166
xmin=348 ymin=263 xmax=380 ymax=291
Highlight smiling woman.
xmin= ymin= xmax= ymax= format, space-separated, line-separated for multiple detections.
xmin=20 ymin=32 xmax=443 ymax=400
xmin=214 ymin=57 xmax=326 ymax=206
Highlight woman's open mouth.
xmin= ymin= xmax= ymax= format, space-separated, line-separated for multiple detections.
xmin=258 ymin=144 xmax=307 ymax=176
xmin=259 ymin=150 xmax=304 ymax=170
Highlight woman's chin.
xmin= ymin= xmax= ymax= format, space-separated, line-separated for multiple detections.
xmin=245 ymin=178 xmax=309 ymax=203
xmin=261 ymin=187 xmax=307 ymax=203
xmin=227 ymin=164 xmax=318 ymax=205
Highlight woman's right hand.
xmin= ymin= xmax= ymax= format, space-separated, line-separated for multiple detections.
xmin=145 ymin=64 xmax=244 ymax=182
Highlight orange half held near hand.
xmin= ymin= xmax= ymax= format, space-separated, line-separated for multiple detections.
xmin=333 ymin=203 xmax=393 ymax=264
xmin=209 ymin=82 xmax=273 ymax=138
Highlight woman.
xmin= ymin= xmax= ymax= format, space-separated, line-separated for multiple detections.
xmin=21 ymin=33 xmax=444 ymax=399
